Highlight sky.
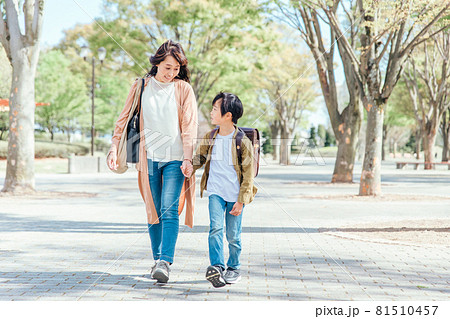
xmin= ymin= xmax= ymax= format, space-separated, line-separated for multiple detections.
xmin=41 ymin=0 xmax=330 ymax=128
xmin=41 ymin=0 xmax=104 ymax=47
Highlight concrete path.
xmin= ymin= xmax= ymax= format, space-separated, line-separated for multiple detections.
xmin=0 ymin=159 xmax=449 ymax=300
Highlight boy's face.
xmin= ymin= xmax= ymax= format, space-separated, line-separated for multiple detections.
xmin=210 ymin=99 xmax=232 ymax=125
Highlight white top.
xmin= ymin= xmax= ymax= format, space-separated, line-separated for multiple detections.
xmin=206 ymin=131 xmax=240 ymax=202
xmin=142 ymin=77 xmax=184 ymax=162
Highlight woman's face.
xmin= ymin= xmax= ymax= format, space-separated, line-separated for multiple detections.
xmin=155 ymin=55 xmax=180 ymax=83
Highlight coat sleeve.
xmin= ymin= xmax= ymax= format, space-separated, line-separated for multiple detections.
xmin=237 ymin=137 xmax=255 ymax=204
xmin=180 ymin=83 xmax=198 ymax=161
xmin=110 ymin=79 xmax=139 ymax=150
xmin=192 ymin=132 xmax=211 ymax=172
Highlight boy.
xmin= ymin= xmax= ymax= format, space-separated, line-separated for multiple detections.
xmin=191 ymin=92 xmax=257 ymax=288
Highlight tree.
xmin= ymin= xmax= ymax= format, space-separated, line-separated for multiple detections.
xmin=0 ymin=44 xmax=11 ymax=140
xmin=63 ymin=0 xmax=272 ymax=123
xmin=382 ymin=81 xmax=415 ymax=160
xmin=35 ymin=50 xmax=88 ymax=141
xmin=317 ymin=124 xmax=326 ymax=146
xmin=309 ymin=126 xmax=317 ymax=146
xmin=324 ymin=129 xmax=334 ymax=147
xmin=441 ymin=109 xmax=450 ymax=162
xmin=0 ymin=0 xmax=45 ymax=193
xmin=403 ymin=31 xmax=450 ymax=168
xmin=274 ymin=0 xmax=363 ymax=183
xmin=257 ymin=43 xmax=317 ymax=165
xmin=90 ymin=72 xmax=132 ymax=138
xmin=311 ymin=0 xmax=450 ymax=195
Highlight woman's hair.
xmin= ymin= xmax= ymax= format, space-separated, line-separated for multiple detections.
xmin=146 ymin=40 xmax=190 ymax=83
xmin=212 ymin=92 xmax=244 ymax=124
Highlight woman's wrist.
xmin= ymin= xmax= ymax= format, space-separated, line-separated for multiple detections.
xmin=184 ymin=158 xmax=192 ymax=163
xmin=108 ymin=144 xmax=117 ymax=156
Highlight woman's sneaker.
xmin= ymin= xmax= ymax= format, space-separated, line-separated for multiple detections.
xmin=205 ymin=265 xmax=226 ymax=288
xmin=150 ymin=260 xmax=159 ymax=279
xmin=223 ymin=268 xmax=241 ymax=284
xmin=152 ymin=260 xmax=170 ymax=283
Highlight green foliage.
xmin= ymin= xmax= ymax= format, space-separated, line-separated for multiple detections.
xmin=386 ymin=80 xmax=416 ymax=128
xmin=93 ymin=71 xmax=133 ymax=136
xmin=0 ymin=45 xmax=11 ymax=140
xmin=0 ymin=44 xmax=11 ymax=98
xmin=59 ymin=0 xmax=274 ymax=126
xmin=325 ymin=130 xmax=335 ymax=147
xmin=0 ymin=140 xmax=89 ymax=159
xmin=35 ymin=50 xmax=89 ymax=140
xmin=402 ymin=133 xmax=416 ymax=154
xmin=261 ymin=130 xmax=273 ymax=155
xmin=309 ymin=126 xmax=317 ymax=146
xmin=317 ymin=124 xmax=326 ymax=141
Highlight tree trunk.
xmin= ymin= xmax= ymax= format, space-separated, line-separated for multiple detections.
xmin=415 ymin=128 xmax=421 ymax=160
xmin=442 ymin=110 xmax=449 ymax=162
xmin=279 ymin=127 xmax=292 ymax=165
xmin=359 ymin=105 xmax=384 ymax=196
xmin=331 ymin=104 xmax=361 ymax=183
xmin=382 ymin=123 xmax=387 ymax=161
xmin=50 ymin=130 xmax=54 ymax=142
xmin=423 ymin=128 xmax=437 ymax=169
xmin=270 ymin=120 xmax=280 ymax=161
xmin=1 ymin=0 xmax=44 ymax=193
xmin=2 ymin=60 xmax=37 ymax=193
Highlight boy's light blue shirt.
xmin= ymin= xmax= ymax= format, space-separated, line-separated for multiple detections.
xmin=206 ymin=131 xmax=240 ymax=202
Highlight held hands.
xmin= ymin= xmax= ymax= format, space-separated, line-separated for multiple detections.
xmin=107 ymin=146 xmax=118 ymax=170
xmin=180 ymin=159 xmax=193 ymax=178
xmin=229 ymin=202 xmax=243 ymax=216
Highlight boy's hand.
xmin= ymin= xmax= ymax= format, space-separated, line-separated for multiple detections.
xmin=180 ymin=159 xmax=193 ymax=178
xmin=229 ymin=202 xmax=243 ymax=216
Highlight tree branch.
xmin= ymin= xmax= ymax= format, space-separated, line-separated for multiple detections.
xmin=23 ymin=0 xmax=33 ymax=43
xmin=32 ymin=0 xmax=45 ymax=42
xmin=400 ymin=3 xmax=450 ymax=57
xmin=5 ymin=0 xmax=24 ymax=49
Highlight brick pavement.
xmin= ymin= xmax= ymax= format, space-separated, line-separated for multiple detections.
xmin=0 ymin=160 xmax=449 ymax=300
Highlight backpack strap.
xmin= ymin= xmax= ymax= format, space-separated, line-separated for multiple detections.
xmin=209 ymin=127 xmax=245 ymax=165
xmin=209 ymin=128 xmax=218 ymax=144
xmin=235 ymin=128 xmax=245 ymax=165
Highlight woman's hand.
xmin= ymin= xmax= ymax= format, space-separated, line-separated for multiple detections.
xmin=180 ymin=159 xmax=193 ymax=178
xmin=107 ymin=146 xmax=118 ymax=170
xmin=229 ymin=202 xmax=243 ymax=216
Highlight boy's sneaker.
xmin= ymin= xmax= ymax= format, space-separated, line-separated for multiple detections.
xmin=152 ymin=260 xmax=170 ymax=283
xmin=205 ymin=265 xmax=226 ymax=288
xmin=223 ymin=268 xmax=241 ymax=284
xmin=150 ymin=260 xmax=159 ymax=279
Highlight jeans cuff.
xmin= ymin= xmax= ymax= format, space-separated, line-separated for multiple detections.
xmin=160 ymin=255 xmax=174 ymax=264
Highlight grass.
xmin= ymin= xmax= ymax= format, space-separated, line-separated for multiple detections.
xmin=0 ymin=158 xmax=69 ymax=174
xmin=291 ymin=146 xmax=338 ymax=157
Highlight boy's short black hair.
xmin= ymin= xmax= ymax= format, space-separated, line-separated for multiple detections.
xmin=212 ymin=92 xmax=243 ymax=124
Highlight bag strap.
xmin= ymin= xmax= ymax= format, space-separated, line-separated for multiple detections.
xmin=235 ymin=128 xmax=245 ymax=165
xmin=208 ymin=127 xmax=245 ymax=165
xmin=137 ymin=78 xmax=145 ymax=114
xmin=131 ymin=78 xmax=145 ymax=117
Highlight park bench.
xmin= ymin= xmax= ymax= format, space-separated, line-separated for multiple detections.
xmin=396 ymin=161 xmax=450 ymax=170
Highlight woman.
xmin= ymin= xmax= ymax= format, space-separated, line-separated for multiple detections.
xmin=106 ymin=40 xmax=198 ymax=283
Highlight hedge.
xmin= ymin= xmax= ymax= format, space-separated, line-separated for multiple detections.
xmin=0 ymin=140 xmax=90 ymax=159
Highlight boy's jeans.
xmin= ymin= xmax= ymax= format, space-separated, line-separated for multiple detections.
xmin=208 ymin=194 xmax=244 ymax=270
xmin=147 ymin=159 xmax=184 ymax=264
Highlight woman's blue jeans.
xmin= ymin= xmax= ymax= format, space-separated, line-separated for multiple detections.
xmin=147 ymin=159 xmax=184 ymax=264
xmin=208 ymin=194 xmax=244 ymax=270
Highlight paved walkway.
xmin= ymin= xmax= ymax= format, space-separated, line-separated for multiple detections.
xmin=0 ymin=159 xmax=449 ymax=300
